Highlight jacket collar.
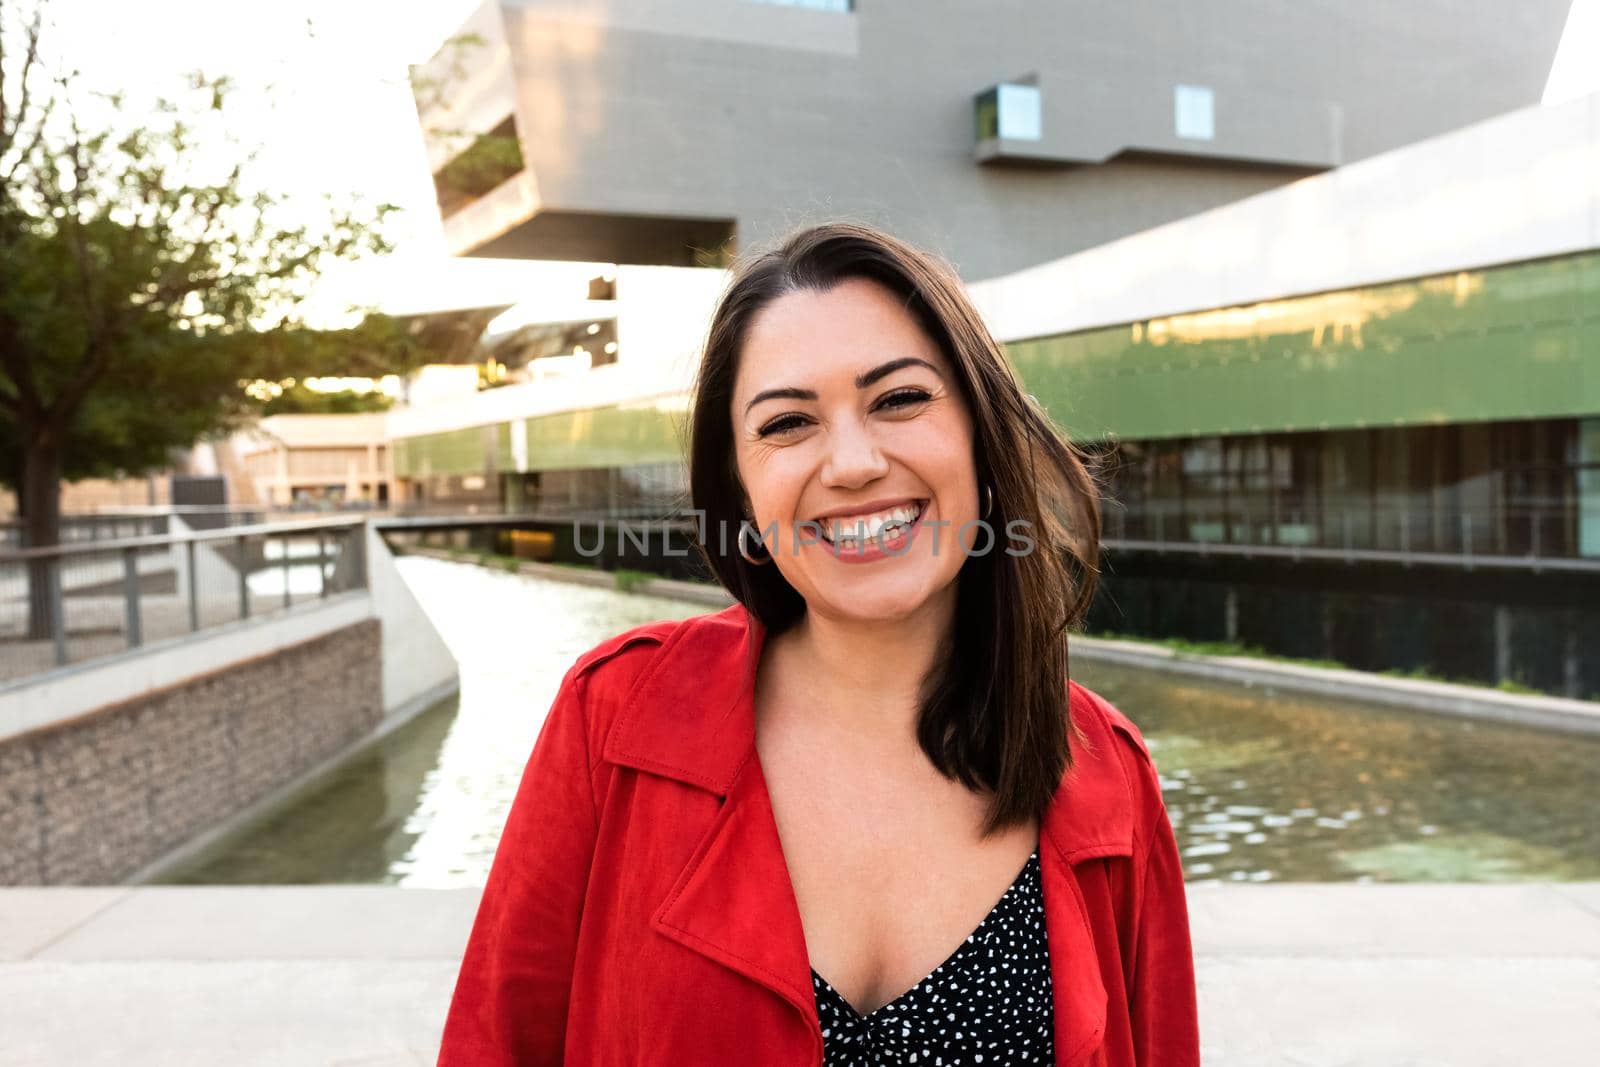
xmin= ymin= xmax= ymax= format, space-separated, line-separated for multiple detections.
xmin=603 ymin=602 xmax=1136 ymax=859
xmin=603 ymin=602 xmax=1132 ymax=1067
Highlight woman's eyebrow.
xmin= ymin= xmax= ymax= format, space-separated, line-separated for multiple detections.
xmin=744 ymin=357 xmax=940 ymax=416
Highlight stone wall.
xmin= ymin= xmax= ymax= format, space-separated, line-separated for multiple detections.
xmin=0 ymin=620 xmax=382 ymax=885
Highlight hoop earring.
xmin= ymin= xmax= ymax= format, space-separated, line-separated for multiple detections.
xmin=738 ymin=520 xmax=772 ymax=566
xmin=981 ymin=483 xmax=995 ymax=520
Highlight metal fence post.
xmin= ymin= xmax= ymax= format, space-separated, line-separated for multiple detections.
xmin=122 ymin=546 xmax=143 ymax=649
xmin=282 ymin=534 xmax=293 ymax=609
xmin=49 ymin=556 xmax=67 ymax=666
xmin=237 ymin=534 xmax=250 ymax=620
xmin=317 ymin=532 xmax=328 ymax=598
xmin=187 ymin=539 xmax=200 ymax=631
xmin=355 ymin=523 xmax=369 ymax=590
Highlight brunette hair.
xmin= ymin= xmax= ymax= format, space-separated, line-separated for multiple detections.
xmin=687 ymin=221 xmax=1102 ymax=834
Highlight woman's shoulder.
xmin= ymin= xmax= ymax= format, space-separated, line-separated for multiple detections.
xmin=1065 ymin=679 xmax=1170 ymax=848
xmin=1067 ymin=679 xmax=1154 ymax=763
xmin=572 ymin=600 xmax=743 ymax=667
xmin=564 ymin=602 xmax=748 ymax=710
xmin=569 ymin=616 xmax=681 ymax=680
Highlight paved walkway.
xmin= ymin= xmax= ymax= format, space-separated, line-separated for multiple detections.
xmin=2 ymin=883 xmax=1597 ymax=1065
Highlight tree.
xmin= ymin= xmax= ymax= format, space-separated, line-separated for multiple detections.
xmin=0 ymin=2 xmax=426 ymax=637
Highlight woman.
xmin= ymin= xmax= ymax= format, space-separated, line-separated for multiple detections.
xmin=437 ymin=222 xmax=1200 ymax=1066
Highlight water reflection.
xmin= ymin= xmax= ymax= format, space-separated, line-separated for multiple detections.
xmin=1072 ymin=659 xmax=1600 ymax=883
xmin=167 ymin=557 xmax=1600 ymax=884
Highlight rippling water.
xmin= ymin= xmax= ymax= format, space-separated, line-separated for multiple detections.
xmin=164 ymin=555 xmax=1600 ymax=885
xmin=1073 ymin=660 xmax=1600 ymax=883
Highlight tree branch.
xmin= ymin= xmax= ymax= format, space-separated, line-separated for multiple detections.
xmin=0 ymin=7 xmax=43 ymax=160
xmin=0 ymin=340 xmax=41 ymax=416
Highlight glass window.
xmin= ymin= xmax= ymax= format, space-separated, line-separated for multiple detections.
xmin=1174 ymin=84 xmax=1215 ymax=141
xmin=1581 ymin=419 xmax=1600 ymax=558
xmin=975 ymin=83 xmax=1042 ymax=142
xmin=745 ymin=0 xmax=853 ymax=12
xmin=997 ymin=84 xmax=1042 ymax=140
xmin=1181 ymin=437 xmax=1225 ymax=542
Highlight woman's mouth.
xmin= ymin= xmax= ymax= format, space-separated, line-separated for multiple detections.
xmin=816 ymin=500 xmax=927 ymax=551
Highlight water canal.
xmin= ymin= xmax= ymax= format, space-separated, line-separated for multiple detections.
xmin=161 ymin=556 xmax=1600 ymax=886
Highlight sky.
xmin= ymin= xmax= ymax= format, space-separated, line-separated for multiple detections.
xmin=40 ymin=0 xmax=1600 ymax=326
xmin=41 ymin=0 xmax=606 ymax=324
xmin=1543 ymin=0 xmax=1600 ymax=105
xmin=49 ymin=0 xmax=474 ymax=252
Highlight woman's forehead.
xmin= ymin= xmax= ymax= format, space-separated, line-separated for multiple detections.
xmin=736 ymin=280 xmax=948 ymax=389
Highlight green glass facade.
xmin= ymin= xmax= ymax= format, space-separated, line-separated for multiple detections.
xmin=1007 ymin=251 xmax=1599 ymax=441
xmin=392 ymin=422 xmax=514 ymax=480
xmin=389 ymin=251 xmax=1599 ymax=561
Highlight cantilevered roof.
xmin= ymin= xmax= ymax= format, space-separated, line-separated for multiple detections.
xmin=970 ymin=92 xmax=1600 ymax=342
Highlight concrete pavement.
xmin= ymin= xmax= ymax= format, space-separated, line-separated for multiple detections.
xmin=3 ymin=882 xmax=1598 ymax=1065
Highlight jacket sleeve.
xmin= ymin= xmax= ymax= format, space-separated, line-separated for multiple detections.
xmin=1127 ymin=746 xmax=1201 ymax=1066
xmin=437 ymin=660 xmax=600 ymax=1065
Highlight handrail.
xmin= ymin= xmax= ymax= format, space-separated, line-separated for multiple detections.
xmin=1101 ymin=536 xmax=1600 ymax=574
xmin=0 ymin=516 xmax=366 ymax=563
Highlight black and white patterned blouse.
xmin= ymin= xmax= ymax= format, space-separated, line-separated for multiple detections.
xmin=809 ymin=848 xmax=1054 ymax=1065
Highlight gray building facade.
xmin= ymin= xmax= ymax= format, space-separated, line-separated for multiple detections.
xmin=414 ymin=0 xmax=1572 ymax=279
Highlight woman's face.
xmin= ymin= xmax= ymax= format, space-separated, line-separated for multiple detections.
xmin=730 ymin=276 xmax=980 ymax=625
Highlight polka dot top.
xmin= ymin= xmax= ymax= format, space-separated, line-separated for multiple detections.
xmin=809 ymin=848 xmax=1054 ymax=1065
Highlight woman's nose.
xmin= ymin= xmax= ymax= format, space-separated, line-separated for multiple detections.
xmin=820 ymin=418 xmax=890 ymax=488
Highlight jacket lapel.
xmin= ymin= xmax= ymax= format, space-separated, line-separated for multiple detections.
xmin=604 ymin=604 xmax=1136 ymax=1067
xmin=605 ymin=606 xmax=822 ymax=1041
xmin=651 ymin=748 xmax=822 ymax=1027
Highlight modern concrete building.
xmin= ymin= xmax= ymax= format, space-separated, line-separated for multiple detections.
xmin=387 ymin=264 xmax=724 ymax=513
xmin=394 ymin=3 xmax=1595 ymax=694
xmin=964 ymin=89 xmax=1600 ymax=697
xmin=385 ymin=87 xmax=1600 ymax=696
xmin=412 ymin=0 xmax=1573 ymax=278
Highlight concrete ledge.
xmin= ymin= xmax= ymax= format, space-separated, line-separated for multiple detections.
xmin=1071 ymin=634 xmax=1600 ymax=736
xmin=0 ymin=592 xmax=371 ymax=744
xmin=1 ymin=883 xmax=1595 ymax=1065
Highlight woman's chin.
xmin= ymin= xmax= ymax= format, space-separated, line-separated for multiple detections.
xmin=810 ymin=577 xmax=949 ymax=626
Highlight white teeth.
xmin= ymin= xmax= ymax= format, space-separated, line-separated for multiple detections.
xmin=819 ymin=502 xmax=923 ymax=545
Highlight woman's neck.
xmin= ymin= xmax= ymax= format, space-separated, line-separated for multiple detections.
xmin=773 ymin=586 xmax=957 ymax=747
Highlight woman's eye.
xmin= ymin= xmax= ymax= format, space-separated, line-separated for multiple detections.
xmin=758 ymin=415 xmax=808 ymax=437
xmin=878 ymin=388 xmax=930 ymax=411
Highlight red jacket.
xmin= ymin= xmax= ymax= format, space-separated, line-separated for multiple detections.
xmin=438 ymin=602 xmax=1200 ymax=1066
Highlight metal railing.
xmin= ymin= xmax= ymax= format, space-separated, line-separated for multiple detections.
xmin=1101 ymin=503 xmax=1600 ymax=572
xmin=0 ymin=516 xmax=368 ymax=686
xmin=0 ymin=506 xmax=272 ymax=550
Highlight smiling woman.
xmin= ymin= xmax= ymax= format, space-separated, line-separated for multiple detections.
xmin=435 ymin=223 xmax=1200 ymax=1066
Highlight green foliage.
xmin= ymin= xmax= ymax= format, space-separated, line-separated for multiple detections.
xmin=435 ymin=128 xmax=523 ymax=202
xmin=410 ymin=34 xmax=525 ymax=214
xmin=1093 ymin=630 xmax=1343 ymax=671
xmin=256 ymin=384 xmax=393 ymax=416
xmin=0 ymin=3 xmax=429 ymax=521
xmin=612 ymin=568 xmax=657 ymax=593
